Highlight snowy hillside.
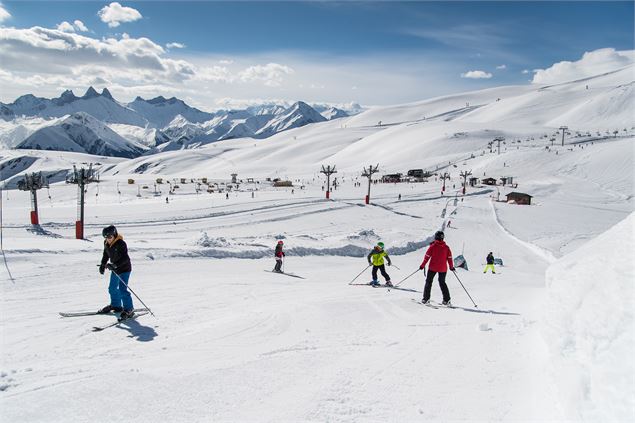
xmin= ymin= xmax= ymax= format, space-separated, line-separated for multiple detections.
xmin=0 ymin=64 xmax=633 ymax=422
xmin=16 ymin=112 xmax=148 ymax=158
xmin=543 ymin=214 xmax=634 ymax=422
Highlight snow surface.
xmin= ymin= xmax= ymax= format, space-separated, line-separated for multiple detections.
xmin=0 ymin=65 xmax=633 ymax=422
xmin=543 ymin=214 xmax=634 ymax=422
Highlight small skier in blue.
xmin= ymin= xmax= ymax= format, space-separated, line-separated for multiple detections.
xmin=98 ymin=225 xmax=135 ymax=320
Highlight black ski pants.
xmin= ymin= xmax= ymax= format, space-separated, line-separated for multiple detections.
xmin=372 ymin=264 xmax=390 ymax=282
xmin=274 ymin=258 xmax=283 ymax=272
xmin=423 ymin=270 xmax=451 ymax=303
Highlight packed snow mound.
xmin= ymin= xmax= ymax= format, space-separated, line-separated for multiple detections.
xmin=16 ymin=112 xmax=149 ymax=158
xmin=542 ymin=213 xmax=635 ymax=421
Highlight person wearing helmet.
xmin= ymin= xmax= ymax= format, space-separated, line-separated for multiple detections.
xmin=97 ymin=225 xmax=134 ymax=319
xmin=273 ymin=240 xmax=285 ymax=272
xmin=367 ymin=241 xmax=392 ymax=287
xmin=484 ymin=252 xmax=496 ymax=274
xmin=419 ymin=231 xmax=455 ymax=305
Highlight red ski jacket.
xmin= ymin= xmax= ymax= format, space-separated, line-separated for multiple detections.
xmin=420 ymin=240 xmax=454 ymax=272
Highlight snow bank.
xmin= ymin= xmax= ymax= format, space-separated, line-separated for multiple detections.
xmin=542 ymin=213 xmax=634 ymax=421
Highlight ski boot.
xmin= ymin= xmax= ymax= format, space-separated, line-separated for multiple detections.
xmin=97 ymin=305 xmax=123 ymax=314
xmin=385 ymin=281 xmax=394 ymax=287
xmin=118 ymin=309 xmax=135 ymax=322
xmin=369 ymin=280 xmax=380 ymax=287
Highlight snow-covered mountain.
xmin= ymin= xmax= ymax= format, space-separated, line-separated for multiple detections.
xmin=255 ymin=101 xmax=327 ymax=138
xmin=321 ymin=107 xmax=349 ymax=120
xmin=1 ymin=87 xmax=147 ymax=127
xmin=127 ymin=96 xmax=216 ymax=128
xmin=16 ymin=112 xmax=148 ymax=158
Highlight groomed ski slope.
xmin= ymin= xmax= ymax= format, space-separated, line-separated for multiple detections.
xmin=1 ymin=135 xmax=633 ymax=421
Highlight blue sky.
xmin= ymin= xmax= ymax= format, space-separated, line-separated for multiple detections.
xmin=0 ymin=1 xmax=633 ymax=110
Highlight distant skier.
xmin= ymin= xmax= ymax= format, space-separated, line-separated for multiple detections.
xmin=367 ymin=242 xmax=392 ymax=287
xmin=273 ymin=240 xmax=285 ymax=272
xmin=98 ymin=225 xmax=135 ymax=320
xmin=484 ymin=252 xmax=496 ymax=274
xmin=419 ymin=231 xmax=455 ymax=305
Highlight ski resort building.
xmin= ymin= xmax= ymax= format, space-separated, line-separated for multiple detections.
xmin=505 ymin=192 xmax=533 ymax=205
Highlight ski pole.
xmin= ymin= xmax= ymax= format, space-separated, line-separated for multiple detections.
xmin=452 ymin=269 xmax=477 ymax=308
xmin=390 ymin=264 xmax=401 ymax=271
xmin=394 ymin=268 xmax=420 ymax=287
xmin=107 ymin=269 xmax=156 ymax=317
xmin=349 ymin=264 xmax=371 ymax=284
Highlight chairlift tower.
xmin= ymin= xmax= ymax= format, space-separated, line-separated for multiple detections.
xmin=66 ymin=164 xmax=99 ymax=239
xmin=494 ymin=137 xmax=505 ymax=155
xmin=362 ymin=164 xmax=379 ymax=204
xmin=320 ymin=165 xmax=337 ymax=199
xmin=440 ymin=172 xmax=450 ymax=193
xmin=559 ymin=126 xmax=568 ymax=146
xmin=459 ymin=170 xmax=472 ymax=195
xmin=17 ymin=172 xmax=48 ymax=225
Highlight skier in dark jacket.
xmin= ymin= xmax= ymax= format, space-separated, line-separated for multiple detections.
xmin=419 ymin=231 xmax=455 ymax=305
xmin=274 ymin=240 xmax=285 ymax=272
xmin=367 ymin=242 xmax=392 ymax=287
xmin=98 ymin=225 xmax=134 ymax=319
xmin=484 ymin=252 xmax=496 ymax=274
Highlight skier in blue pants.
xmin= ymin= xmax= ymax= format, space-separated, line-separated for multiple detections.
xmin=98 ymin=225 xmax=135 ymax=319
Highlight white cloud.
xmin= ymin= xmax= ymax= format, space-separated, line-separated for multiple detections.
xmin=496 ymin=64 xmax=507 ymax=70
xmin=166 ymin=42 xmax=185 ymax=49
xmin=461 ymin=70 xmax=493 ymax=79
xmin=238 ymin=63 xmax=294 ymax=87
xmin=0 ymin=3 xmax=11 ymax=23
xmin=0 ymin=22 xmax=506 ymax=110
xmin=56 ymin=21 xmax=75 ymax=32
xmin=532 ymin=48 xmax=635 ymax=84
xmin=98 ymin=2 xmax=142 ymax=28
xmin=56 ymin=20 xmax=89 ymax=33
xmin=522 ymin=69 xmax=529 ymax=74
xmin=73 ymin=20 xmax=88 ymax=32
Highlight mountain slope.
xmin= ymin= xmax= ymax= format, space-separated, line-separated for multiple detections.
xmin=16 ymin=112 xmax=148 ymax=158
xmin=127 ymin=96 xmax=216 ymax=128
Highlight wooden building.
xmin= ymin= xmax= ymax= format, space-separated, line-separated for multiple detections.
xmin=482 ymin=177 xmax=498 ymax=185
xmin=505 ymin=192 xmax=532 ymax=205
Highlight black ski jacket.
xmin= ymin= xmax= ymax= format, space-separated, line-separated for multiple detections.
xmin=101 ymin=236 xmax=132 ymax=274
xmin=486 ymin=253 xmax=495 ymax=265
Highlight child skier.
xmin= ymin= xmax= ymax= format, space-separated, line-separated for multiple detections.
xmin=98 ymin=225 xmax=135 ymax=319
xmin=273 ymin=240 xmax=285 ymax=272
xmin=419 ymin=231 xmax=455 ymax=305
xmin=367 ymin=242 xmax=392 ymax=287
xmin=484 ymin=252 xmax=496 ymax=274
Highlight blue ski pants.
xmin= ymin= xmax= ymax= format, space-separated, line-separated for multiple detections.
xmin=109 ymin=271 xmax=134 ymax=311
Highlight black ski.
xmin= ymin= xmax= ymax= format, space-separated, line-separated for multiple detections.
xmin=60 ymin=308 xmax=148 ymax=318
xmin=263 ymin=270 xmax=305 ymax=279
xmin=92 ymin=311 xmax=149 ymax=332
xmin=350 ymin=282 xmax=418 ymax=293
xmin=410 ymin=298 xmax=439 ymax=309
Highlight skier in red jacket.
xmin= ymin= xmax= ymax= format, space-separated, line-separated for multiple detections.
xmin=419 ymin=231 xmax=455 ymax=305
